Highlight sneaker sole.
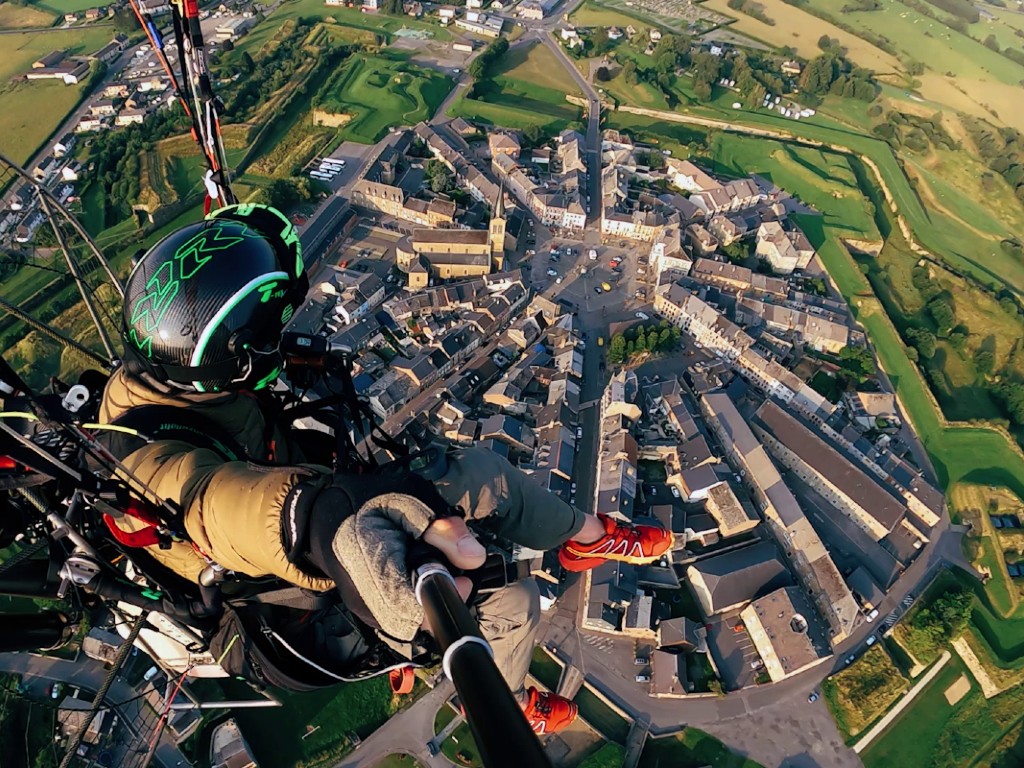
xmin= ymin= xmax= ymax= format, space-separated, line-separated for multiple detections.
xmin=558 ymin=549 xmax=609 ymax=572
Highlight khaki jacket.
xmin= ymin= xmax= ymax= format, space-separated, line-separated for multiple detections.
xmin=98 ymin=368 xmax=333 ymax=591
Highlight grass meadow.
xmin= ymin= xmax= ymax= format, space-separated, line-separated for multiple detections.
xmin=320 ymin=54 xmax=453 ymax=143
xmin=450 ymin=42 xmax=584 ymax=131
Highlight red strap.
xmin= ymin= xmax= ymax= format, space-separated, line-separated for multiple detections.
xmin=203 ymin=195 xmax=212 ymax=216
xmin=103 ymin=513 xmax=163 ymax=548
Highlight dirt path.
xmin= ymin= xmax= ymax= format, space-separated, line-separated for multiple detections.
xmin=952 ymin=636 xmax=1001 ymax=698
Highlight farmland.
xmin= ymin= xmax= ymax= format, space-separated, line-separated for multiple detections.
xmin=702 ymin=0 xmax=902 ymax=74
xmin=0 ymin=2 xmax=58 ymax=27
xmin=319 ymin=54 xmax=453 ymax=143
xmin=450 ymin=42 xmax=584 ymax=131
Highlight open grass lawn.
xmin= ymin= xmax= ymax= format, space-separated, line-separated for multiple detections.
xmin=440 ymin=720 xmax=482 ymax=767
xmin=579 ymin=743 xmax=627 ymax=768
xmin=572 ymin=686 xmax=630 ymax=743
xmin=861 ymin=656 xmax=969 ymax=768
xmin=702 ymin=0 xmax=901 ymax=73
xmin=0 ymin=2 xmax=57 ymax=27
xmin=494 ymin=41 xmax=582 ymax=97
xmin=232 ymin=677 xmax=400 ymax=767
xmin=372 ymin=754 xmax=425 ymax=768
xmin=639 ymin=729 xmax=765 ymax=768
xmin=450 ymin=84 xmax=582 ymax=132
xmin=571 ymin=1 xmax=652 ymax=31
xmin=320 ymin=54 xmax=453 ymax=144
xmin=0 ymin=82 xmax=86 ymax=163
xmin=38 ymin=0 xmax=105 ymax=13
xmin=824 ymin=645 xmax=909 ymax=742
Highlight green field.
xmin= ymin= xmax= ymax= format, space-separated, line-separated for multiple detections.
xmin=495 ymin=41 xmax=582 ymax=97
xmin=639 ymin=730 xmax=765 ymax=768
xmin=861 ymin=657 xmax=969 ymax=768
xmin=0 ymin=79 xmax=89 ymax=167
xmin=319 ymin=54 xmax=453 ymax=144
xmin=39 ymin=0 xmax=107 ymax=13
xmin=232 ymin=677 xmax=402 ymax=766
xmin=0 ymin=26 xmax=111 ymax=81
xmin=450 ymin=42 xmax=584 ymax=131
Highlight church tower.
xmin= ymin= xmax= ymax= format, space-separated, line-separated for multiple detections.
xmin=489 ymin=182 xmax=507 ymax=271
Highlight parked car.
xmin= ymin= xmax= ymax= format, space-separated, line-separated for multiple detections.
xmin=635 ymin=674 xmax=651 ymax=683
xmin=576 ymin=426 xmax=583 ymax=439
xmin=588 ymin=249 xmax=598 ymax=260
xmin=556 ymin=276 xmax=563 ymax=284
xmin=143 ymin=666 xmax=159 ymax=682
xmin=634 ymin=656 xmax=649 ymax=666
xmin=844 ymin=654 xmax=856 ymax=666
xmin=808 ymin=691 xmax=819 ymax=703
xmin=865 ymin=608 xmax=879 ymax=622
xmin=546 ymin=268 xmax=558 ymax=276
xmin=571 ymin=482 xmax=577 ymax=493
xmin=635 ymin=311 xmax=650 ymax=320
xmin=594 ymin=286 xmax=603 ymax=294
xmin=670 ymin=487 xmax=680 ymax=499
xmin=601 ymin=282 xmax=612 ymax=292
xmin=597 ymin=337 xmax=604 ymax=347
xmin=865 ymin=635 xmax=877 ymax=647
xmin=49 ymin=682 xmax=63 ymax=700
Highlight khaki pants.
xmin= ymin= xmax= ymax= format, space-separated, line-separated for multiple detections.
xmin=474 ymin=578 xmax=541 ymax=695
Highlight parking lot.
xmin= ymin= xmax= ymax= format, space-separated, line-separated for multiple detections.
xmin=302 ymin=142 xmax=377 ymax=193
xmin=707 ymin=611 xmax=761 ymax=691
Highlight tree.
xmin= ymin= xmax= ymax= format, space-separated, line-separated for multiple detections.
xmin=522 ymin=124 xmax=542 ymax=146
xmin=596 ymin=66 xmax=610 ymax=82
xmin=635 ymin=333 xmax=647 ymax=353
xmin=626 ymin=340 xmax=635 ymax=357
xmin=622 ymin=60 xmax=638 ymax=85
xmin=241 ymin=51 xmax=256 ymax=74
xmin=268 ymin=179 xmax=300 ymax=210
xmin=927 ymin=296 xmax=956 ymax=333
xmin=608 ymin=334 xmax=627 ymax=363
xmin=658 ymin=327 xmax=673 ymax=349
xmin=430 ymin=169 xmax=451 ymax=193
xmin=693 ymin=80 xmax=712 ymax=101
xmin=818 ymin=34 xmax=834 ymax=50
xmin=984 ymin=34 xmax=1000 ymax=52
xmin=976 ymin=349 xmax=995 ymax=375
xmin=907 ymin=328 xmax=936 ymax=359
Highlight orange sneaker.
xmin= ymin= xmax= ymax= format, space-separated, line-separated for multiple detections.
xmin=558 ymin=514 xmax=672 ymax=572
xmin=523 ymin=687 xmax=578 ymax=735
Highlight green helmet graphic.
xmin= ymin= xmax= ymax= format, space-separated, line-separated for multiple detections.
xmin=121 ymin=204 xmax=307 ymax=392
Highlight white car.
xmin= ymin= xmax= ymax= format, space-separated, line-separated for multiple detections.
xmin=866 ymin=635 xmax=878 ymax=647
xmin=546 ymin=268 xmax=558 ymax=277
xmin=143 ymin=666 xmax=159 ymax=682
xmin=588 ymin=249 xmax=597 ymax=260
xmin=670 ymin=487 xmax=681 ymax=499
xmin=865 ymin=608 xmax=879 ymax=622
xmin=635 ymin=674 xmax=651 ymax=683
xmin=576 ymin=426 xmax=583 ymax=439
xmin=635 ymin=311 xmax=649 ymax=320
xmin=556 ymin=276 xmax=563 ymax=284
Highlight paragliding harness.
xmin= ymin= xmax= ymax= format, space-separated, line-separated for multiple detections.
xmin=0 ymin=348 xmax=445 ymax=693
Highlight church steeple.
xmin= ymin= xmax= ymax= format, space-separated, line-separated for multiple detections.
xmin=489 ymin=181 xmax=507 ymax=269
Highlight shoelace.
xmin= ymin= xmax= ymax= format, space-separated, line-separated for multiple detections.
xmin=531 ymin=694 xmax=553 ymax=717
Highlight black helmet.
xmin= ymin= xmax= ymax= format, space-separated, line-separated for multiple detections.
xmin=121 ymin=204 xmax=308 ymax=393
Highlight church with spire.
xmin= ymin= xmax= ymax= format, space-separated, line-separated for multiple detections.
xmin=396 ymin=185 xmax=510 ymax=289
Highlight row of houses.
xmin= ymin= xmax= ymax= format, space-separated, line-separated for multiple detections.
xmin=491 ymin=130 xmax=588 ymax=231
